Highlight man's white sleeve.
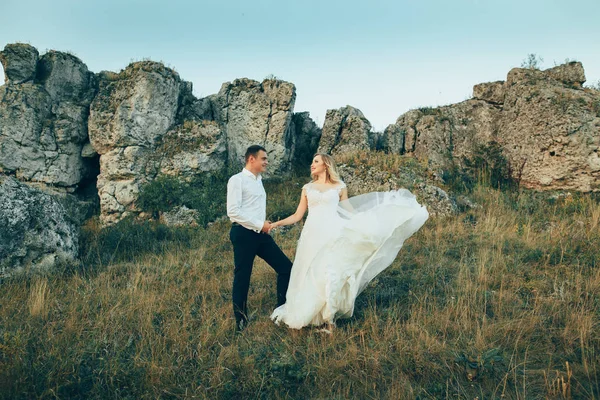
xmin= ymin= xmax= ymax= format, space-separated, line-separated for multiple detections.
xmin=226 ymin=176 xmax=264 ymax=232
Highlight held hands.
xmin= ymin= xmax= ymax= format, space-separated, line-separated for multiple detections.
xmin=261 ymin=220 xmax=282 ymax=234
xmin=261 ymin=221 xmax=272 ymax=233
xmin=269 ymin=221 xmax=280 ymax=233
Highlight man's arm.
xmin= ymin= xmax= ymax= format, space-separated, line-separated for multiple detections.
xmin=226 ymin=176 xmax=265 ymax=232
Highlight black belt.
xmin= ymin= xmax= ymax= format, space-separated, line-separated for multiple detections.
xmin=232 ymin=222 xmax=263 ymax=233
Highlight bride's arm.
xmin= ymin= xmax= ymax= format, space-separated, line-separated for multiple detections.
xmin=338 ymin=187 xmax=355 ymax=213
xmin=339 ymin=187 xmax=349 ymax=201
xmin=271 ymin=190 xmax=308 ymax=228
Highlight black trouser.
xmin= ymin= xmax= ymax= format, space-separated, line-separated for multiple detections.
xmin=230 ymin=224 xmax=292 ymax=324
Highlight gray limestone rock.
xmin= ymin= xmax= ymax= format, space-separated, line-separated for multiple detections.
xmin=318 ymin=106 xmax=374 ymax=156
xmin=0 ymin=43 xmax=39 ymax=84
xmin=0 ymin=176 xmax=79 ymax=276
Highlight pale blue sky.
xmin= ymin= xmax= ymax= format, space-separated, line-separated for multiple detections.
xmin=1 ymin=0 xmax=599 ymax=130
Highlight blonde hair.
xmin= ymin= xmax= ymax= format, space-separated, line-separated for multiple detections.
xmin=311 ymin=153 xmax=341 ymax=184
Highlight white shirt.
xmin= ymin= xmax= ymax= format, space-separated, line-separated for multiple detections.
xmin=227 ymin=168 xmax=266 ymax=232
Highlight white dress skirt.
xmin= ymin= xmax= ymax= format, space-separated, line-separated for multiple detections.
xmin=270 ymin=182 xmax=429 ymax=329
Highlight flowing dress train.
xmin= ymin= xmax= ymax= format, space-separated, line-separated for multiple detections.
xmin=270 ymin=182 xmax=429 ymax=329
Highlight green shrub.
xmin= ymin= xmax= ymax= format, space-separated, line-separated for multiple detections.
xmin=136 ymin=175 xmax=186 ymax=216
xmin=137 ymin=172 xmax=229 ymax=226
xmin=182 ymin=172 xmax=228 ymax=226
xmin=466 ymin=141 xmax=521 ymax=191
xmin=440 ymin=161 xmax=476 ymax=194
xmin=79 ymin=217 xmax=195 ymax=268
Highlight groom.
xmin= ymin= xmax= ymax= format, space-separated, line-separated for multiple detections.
xmin=227 ymin=145 xmax=292 ymax=332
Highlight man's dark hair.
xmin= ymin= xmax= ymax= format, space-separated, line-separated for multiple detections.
xmin=245 ymin=145 xmax=267 ymax=162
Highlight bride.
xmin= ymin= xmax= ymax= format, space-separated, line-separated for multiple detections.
xmin=269 ymin=153 xmax=429 ymax=329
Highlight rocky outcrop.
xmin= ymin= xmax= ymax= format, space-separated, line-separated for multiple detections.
xmin=382 ymin=101 xmax=500 ymax=169
xmin=89 ymin=63 xmax=182 ymax=154
xmin=473 ymin=81 xmax=505 ymax=104
xmin=336 ymin=156 xmax=459 ymax=218
xmin=318 ymin=106 xmax=374 ymax=156
xmin=0 ymin=43 xmax=322 ymax=223
xmin=499 ymin=63 xmax=599 ymax=191
xmin=88 ymin=70 xmax=310 ymax=223
xmin=0 ymin=43 xmax=39 ymax=84
xmin=0 ymin=176 xmax=79 ymax=276
xmin=382 ymin=62 xmax=600 ymax=192
xmin=178 ymin=77 xmax=320 ymax=174
xmin=160 ymin=205 xmax=200 ymax=227
xmin=156 ymin=120 xmax=227 ymax=179
xmin=87 ymin=62 xmax=233 ymax=224
xmin=88 ymin=62 xmax=186 ymax=223
xmin=0 ymin=45 xmax=97 ymax=189
xmin=207 ymin=78 xmax=297 ymax=172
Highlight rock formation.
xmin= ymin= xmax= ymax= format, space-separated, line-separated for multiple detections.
xmin=318 ymin=106 xmax=375 ymax=155
xmin=0 ymin=176 xmax=79 ymax=276
xmin=87 ymin=65 xmax=312 ymax=223
xmin=498 ymin=63 xmax=598 ymax=191
xmin=197 ymin=78 xmax=299 ymax=172
xmin=1 ymin=42 xmax=324 ymax=227
xmin=156 ymin=120 xmax=227 ymax=179
xmin=0 ymin=43 xmax=39 ymax=84
xmin=160 ymin=205 xmax=200 ymax=227
xmin=88 ymin=62 xmax=189 ymax=224
xmin=381 ymin=62 xmax=600 ymax=192
xmin=382 ymin=101 xmax=500 ymax=168
xmin=0 ymin=44 xmax=97 ymax=189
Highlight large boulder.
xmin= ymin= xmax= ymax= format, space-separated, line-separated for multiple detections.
xmin=0 ymin=47 xmax=97 ymax=188
xmin=88 ymin=62 xmax=184 ymax=223
xmin=498 ymin=63 xmax=599 ymax=191
xmin=89 ymin=62 xmax=182 ymax=154
xmin=473 ymin=81 xmax=505 ymax=104
xmin=36 ymin=50 xmax=97 ymax=103
xmin=381 ymin=101 xmax=500 ymax=168
xmin=381 ymin=62 xmax=600 ymax=192
xmin=160 ymin=205 xmax=200 ymax=227
xmin=318 ymin=106 xmax=374 ymax=156
xmin=156 ymin=120 xmax=227 ymax=179
xmin=0 ymin=176 xmax=79 ymax=276
xmin=208 ymin=78 xmax=296 ymax=172
xmin=0 ymin=43 xmax=39 ymax=84
xmin=546 ymin=62 xmax=586 ymax=86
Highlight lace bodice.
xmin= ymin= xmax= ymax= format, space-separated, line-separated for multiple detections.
xmin=303 ymin=182 xmax=346 ymax=212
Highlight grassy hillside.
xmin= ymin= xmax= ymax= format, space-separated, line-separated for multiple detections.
xmin=0 ymin=156 xmax=599 ymax=399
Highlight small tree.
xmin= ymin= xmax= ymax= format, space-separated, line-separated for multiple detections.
xmin=521 ymin=54 xmax=544 ymax=70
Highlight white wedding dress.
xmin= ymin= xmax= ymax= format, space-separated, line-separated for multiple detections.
xmin=270 ymin=182 xmax=429 ymax=329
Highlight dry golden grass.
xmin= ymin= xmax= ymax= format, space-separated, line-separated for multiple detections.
xmin=27 ymin=278 xmax=50 ymax=320
xmin=0 ymin=176 xmax=598 ymax=399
